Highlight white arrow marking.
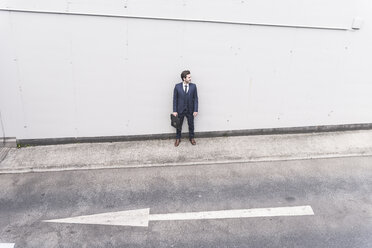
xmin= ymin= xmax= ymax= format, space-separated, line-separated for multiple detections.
xmin=43 ymin=205 xmax=314 ymax=227
xmin=44 ymin=208 xmax=150 ymax=227
xmin=0 ymin=244 xmax=15 ymax=248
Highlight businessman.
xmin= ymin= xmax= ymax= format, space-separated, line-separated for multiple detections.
xmin=172 ymin=70 xmax=198 ymax=147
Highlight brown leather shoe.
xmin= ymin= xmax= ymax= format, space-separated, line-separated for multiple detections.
xmin=174 ymin=139 xmax=181 ymax=147
xmin=189 ymin=138 xmax=196 ymax=145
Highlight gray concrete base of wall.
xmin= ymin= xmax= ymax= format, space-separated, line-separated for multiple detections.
xmin=0 ymin=137 xmax=17 ymax=148
xmin=16 ymin=123 xmax=372 ymax=146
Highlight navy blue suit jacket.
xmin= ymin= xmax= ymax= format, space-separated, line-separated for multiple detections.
xmin=173 ymin=82 xmax=198 ymax=114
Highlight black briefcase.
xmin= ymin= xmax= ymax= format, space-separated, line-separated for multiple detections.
xmin=170 ymin=114 xmax=181 ymax=129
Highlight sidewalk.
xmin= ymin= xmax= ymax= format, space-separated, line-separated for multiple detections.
xmin=1 ymin=129 xmax=372 ymax=174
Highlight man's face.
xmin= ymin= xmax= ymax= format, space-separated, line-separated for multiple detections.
xmin=184 ymin=74 xmax=191 ymax=84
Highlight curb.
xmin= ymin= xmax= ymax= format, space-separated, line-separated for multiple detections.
xmin=1 ymin=152 xmax=372 ymax=174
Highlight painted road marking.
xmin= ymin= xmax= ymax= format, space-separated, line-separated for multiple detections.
xmin=44 ymin=205 xmax=314 ymax=227
xmin=0 ymin=244 xmax=15 ymax=248
xmin=149 ymin=205 xmax=314 ymax=221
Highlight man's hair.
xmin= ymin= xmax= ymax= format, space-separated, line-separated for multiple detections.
xmin=181 ymin=70 xmax=191 ymax=81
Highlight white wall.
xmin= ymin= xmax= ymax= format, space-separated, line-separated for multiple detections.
xmin=1 ymin=0 xmax=372 ymax=140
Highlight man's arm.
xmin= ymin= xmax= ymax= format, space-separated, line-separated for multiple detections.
xmin=173 ymin=85 xmax=178 ymax=116
xmin=194 ymin=85 xmax=198 ymax=115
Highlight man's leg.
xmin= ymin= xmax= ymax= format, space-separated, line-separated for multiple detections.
xmin=176 ymin=113 xmax=185 ymax=139
xmin=186 ymin=113 xmax=195 ymax=141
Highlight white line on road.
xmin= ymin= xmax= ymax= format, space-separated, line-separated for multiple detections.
xmin=149 ymin=205 xmax=315 ymax=221
xmin=43 ymin=205 xmax=314 ymax=227
xmin=0 ymin=244 xmax=15 ymax=248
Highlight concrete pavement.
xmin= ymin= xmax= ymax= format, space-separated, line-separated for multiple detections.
xmin=1 ymin=129 xmax=372 ymax=173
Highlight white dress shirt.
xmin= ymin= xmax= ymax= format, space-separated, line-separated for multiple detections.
xmin=183 ymin=83 xmax=189 ymax=93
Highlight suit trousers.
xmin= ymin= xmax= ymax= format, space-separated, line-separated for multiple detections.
xmin=176 ymin=110 xmax=194 ymax=139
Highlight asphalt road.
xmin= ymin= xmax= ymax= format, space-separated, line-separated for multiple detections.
xmin=0 ymin=156 xmax=371 ymax=248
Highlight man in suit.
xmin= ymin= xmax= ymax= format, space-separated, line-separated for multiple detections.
xmin=172 ymin=70 xmax=198 ymax=147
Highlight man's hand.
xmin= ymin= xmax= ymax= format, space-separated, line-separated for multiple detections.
xmin=173 ymin=112 xmax=178 ymax=117
xmin=193 ymin=112 xmax=198 ymax=117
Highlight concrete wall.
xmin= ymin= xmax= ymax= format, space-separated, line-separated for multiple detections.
xmin=1 ymin=0 xmax=372 ymax=140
